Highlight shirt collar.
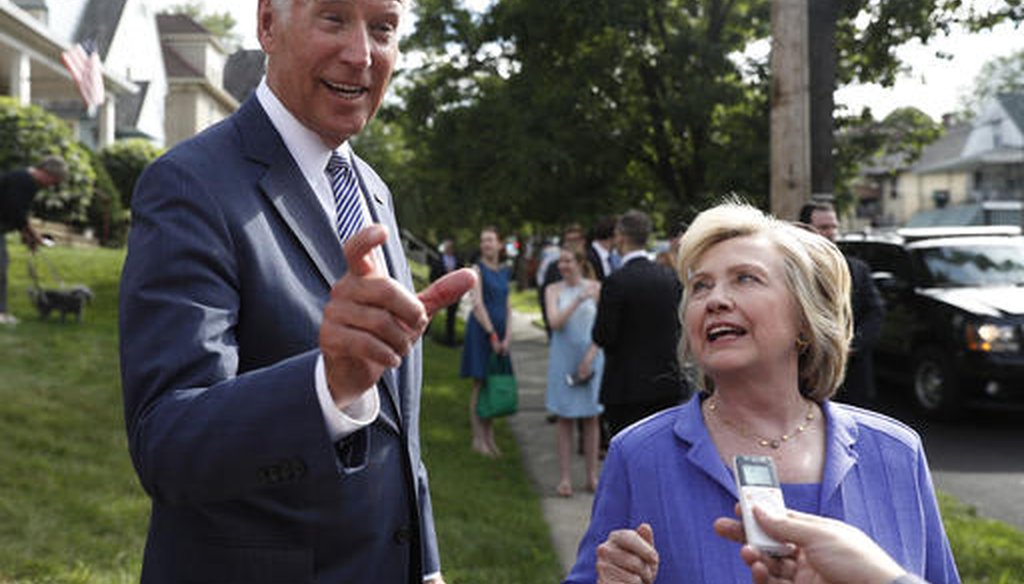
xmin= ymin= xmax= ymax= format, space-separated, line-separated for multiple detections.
xmin=620 ymin=250 xmax=649 ymax=264
xmin=256 ymin=78 xmax=353 ymax=184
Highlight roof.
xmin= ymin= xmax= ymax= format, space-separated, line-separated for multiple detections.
xmin=906 ymin=204 xmax=984 ymax=227
xmin=74 ymin=0 xmax=128 ymax=59
xmin=12 ymin=0 xmax=47 ymax=9
xmin=156 ymin=13 xmax=211 ymax=36
xmin=115 ymin=79 xmax=148 ymax=130
xmin=997 ymin=92 xmax=1024 ymax=132
xmin=906 ymin=203 xmax=1024 ymax=229
xmin=908 ymin=124 xmax=972 ymax=174
xmin=224 ymin=49 xmax=265 ymax=102
xmin=161 ymin=43 xmax=203 ymax=78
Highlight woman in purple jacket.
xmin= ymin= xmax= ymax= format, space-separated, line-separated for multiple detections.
xmin=564 ymin=202 xmax=960 ymax=584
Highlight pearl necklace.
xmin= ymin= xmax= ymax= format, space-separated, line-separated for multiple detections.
xmin=705 ymin=398 xmax=816 ymax=450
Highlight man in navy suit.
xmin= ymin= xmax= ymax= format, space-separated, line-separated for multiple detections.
xmin=799 ymin=201 xmax=884 ymax=407
xmin=118 ymin=1 xmax=472 ymax=582
xmin=593 ymin=210 xmax=692 ymax=437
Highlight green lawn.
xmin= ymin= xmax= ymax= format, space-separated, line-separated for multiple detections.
xmin=1 ymin=237 xmax=1022 ymax=583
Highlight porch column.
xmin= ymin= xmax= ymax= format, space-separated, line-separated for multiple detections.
xmin=9 ymin=51 xmax=31 ymax=105
xmin=97 ymin=97 xmax=115 ymax=147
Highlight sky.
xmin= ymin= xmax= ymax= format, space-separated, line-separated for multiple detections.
xmin=159 ymin=1 xmax=1024 ymax=122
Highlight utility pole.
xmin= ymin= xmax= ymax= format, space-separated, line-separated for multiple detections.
xmin=809 ymin=0 xmax=838 ymax=204
xmin=770 ymin=0 xmax=811 ymax=221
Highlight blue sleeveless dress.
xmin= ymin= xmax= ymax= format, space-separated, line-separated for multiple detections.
xmin=545 ymin=283 xmax=604 ymax=418
xmin=460 ymin=262 xmax=511 ymax=380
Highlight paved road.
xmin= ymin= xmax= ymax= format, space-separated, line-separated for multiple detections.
xmin=504 ymin=311 xmax=1024 ymax=579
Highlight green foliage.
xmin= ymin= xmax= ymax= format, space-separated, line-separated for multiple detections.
xmin=99 ymin=139 xmax=163 ymax=210
xmin=938 ymin=492 xmax=1024 ymax=583
xmin=0 ymin=97 xmax=95 ymax=225
xmin=84 ymin=148 xmax=129 ymax=247
xmin=833 ymin=106 xmax=942 ymax=212
xmin=390 ymin=0 xmax=1023 ymax=235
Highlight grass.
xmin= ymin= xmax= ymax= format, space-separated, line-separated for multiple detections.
xmin=0 ymin=235 xmax=561 ymax=584
xmin=1 ymin=237 xmax=1023 ymax=583
xmin=940 ymin=492 xmax=1024 ymax=583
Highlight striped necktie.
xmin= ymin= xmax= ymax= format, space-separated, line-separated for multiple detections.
xmin=325 ymin=152 xmax=366 ymax=244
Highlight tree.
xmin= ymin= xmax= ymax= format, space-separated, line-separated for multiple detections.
xmin=833 ymin=106 xmax=942 ymax=212
xmin=166 ymin=3 xmax=241 ymax=50
xmin=958 ymin=48 xmax=1024 ymax=117
xmin=378 ymin=0 xmax=1022 ymax=233
xmin=0 ymin=97 xmax=95 ymax=225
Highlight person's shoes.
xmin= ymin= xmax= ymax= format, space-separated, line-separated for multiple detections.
xmin=0 ymin=313 xmax=19 ymax=326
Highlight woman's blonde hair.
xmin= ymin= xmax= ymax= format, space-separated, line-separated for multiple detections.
xmin=675 ymin=200 xmax=853 ymax=400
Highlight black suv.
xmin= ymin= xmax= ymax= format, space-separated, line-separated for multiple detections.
xmin=839 ymin=226 xmax=1024 ymax=418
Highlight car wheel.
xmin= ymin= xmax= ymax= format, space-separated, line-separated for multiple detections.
xmin=912 ymin=347 xmax=962 ymax=419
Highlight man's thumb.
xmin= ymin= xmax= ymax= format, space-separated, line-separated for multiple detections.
xmin=419 ymin=268 xmax=476 ymax=316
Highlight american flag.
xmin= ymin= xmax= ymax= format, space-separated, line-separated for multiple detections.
xmin=61 ymin=39 xmax=105 ymax=116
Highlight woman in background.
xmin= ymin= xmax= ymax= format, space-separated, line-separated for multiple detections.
xmin=460 ymin=226 xmax=512 ymax=456
xmin=545 ymin=245 xmax=604 ymax=497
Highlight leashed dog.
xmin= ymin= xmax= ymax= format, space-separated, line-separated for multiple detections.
xmin=28 ymin=285 xmax=93 ymax=323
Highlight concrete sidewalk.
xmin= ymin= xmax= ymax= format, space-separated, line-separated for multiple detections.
xmin=505 ymin=309 xmax=599 ymax=576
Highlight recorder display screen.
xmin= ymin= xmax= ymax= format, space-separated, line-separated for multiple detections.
xmin=740 ymin=463 xmax=774 ymax=487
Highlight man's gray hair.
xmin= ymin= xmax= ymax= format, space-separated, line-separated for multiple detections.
xmin=36 ymin=155 xmax=68 ymax=182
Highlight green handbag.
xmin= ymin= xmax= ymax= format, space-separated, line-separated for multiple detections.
xmin=476 ymin=353 xmax=518 ymax=419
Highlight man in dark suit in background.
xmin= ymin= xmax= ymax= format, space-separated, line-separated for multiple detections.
xmin=593 ymin=210 xmax=692 ymax=437
xmin=800 ymin=201 xmax=885 ymax=407
xmin=586 ymin=215 xmax=618 ymax=281
xmin=429 ymin=238 xmax=462 ymax=345
xmin=118 ymin=1 xmax=471 ymax=582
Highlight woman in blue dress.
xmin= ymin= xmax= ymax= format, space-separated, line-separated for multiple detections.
xmin=460 ymin=226 xmax=512 ymax=457
xmin=545 ymin=245 xmax=604 ymax=497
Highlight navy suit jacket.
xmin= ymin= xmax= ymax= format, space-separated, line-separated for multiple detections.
xmin=119 ymin=96 xmax=438 ymax=583
xmin=592 ymin=256 xmax=689 ymax=406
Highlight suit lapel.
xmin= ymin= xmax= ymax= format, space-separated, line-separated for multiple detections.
xmin=237 ymin=97 xmax=346 ymax=288
xmin=237 ymin=98 xmax=406 ymax=433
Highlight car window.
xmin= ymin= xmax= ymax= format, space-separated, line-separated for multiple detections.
xmin=915 ymin=242 xmax=1024 ymax=287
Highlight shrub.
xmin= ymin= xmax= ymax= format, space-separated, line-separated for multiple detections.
xmin=83 ymin=148 xmax=129 ymax=247
xmin=99 ymin=138 xmax=163 ymax=209
xmin=0 ymin=97 xmax=95 ymax=224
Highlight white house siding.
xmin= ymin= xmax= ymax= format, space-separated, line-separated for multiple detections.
xmin=44 ymin=0 xmax=90 ymax=43
xmin=104 ymin=0 xmax=166 ymax=144
xmin=964 ymin=101 xmax=1024 ymax=157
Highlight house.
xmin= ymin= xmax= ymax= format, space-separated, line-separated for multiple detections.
xmin=862 ymin=93 xmax=1024 ymax=227
xmin=2 ymin=0 xmax=254 ymax=148
xmin=0 ymin=0 xmax=135 ymax=147
xmin=157 ymin=13 xmax=238 ymax=147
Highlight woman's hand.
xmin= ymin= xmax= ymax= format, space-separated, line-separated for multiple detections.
xmin=489 ymin=333 xmax=504 ymax=355
xmin=575 ymin=359 xmax=593 ymax=384
xmin=596 ymin=523 xmax=659 ymax=584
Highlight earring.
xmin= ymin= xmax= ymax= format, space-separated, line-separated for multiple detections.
xmin=795 ymin=334 xmax=810 ymax=353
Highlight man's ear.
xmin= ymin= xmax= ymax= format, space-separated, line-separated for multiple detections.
xmin=257 ymin=0 xmax=277 ymax=53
